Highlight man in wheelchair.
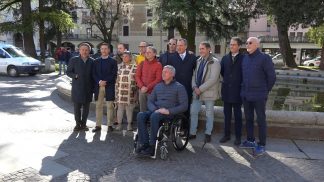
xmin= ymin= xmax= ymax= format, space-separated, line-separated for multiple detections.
xmin=136 ymin=65 xmax=188 ymax=157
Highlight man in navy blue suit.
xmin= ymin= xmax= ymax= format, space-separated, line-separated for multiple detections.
xmin=165 ymin=38 xmax=197 ymax=117
xmin=92 ymin=43 xmax=118 ymax=133
xmin=219 ymin=37 xmax=244 ymax=145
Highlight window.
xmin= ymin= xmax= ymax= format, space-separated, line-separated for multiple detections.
xmin=86 ymin=28 xmax=92 ymax=37
xmin=147 ymin=9 xmax=152 ymax=17
xmin=81 ymin=11 xmax=88 ymax=24
xmin=147 ymin=19 xmax=153 ymax=36
xmin=214 ymin=45 xmax=221 ymax=54
xmin=290 ymin=32 xmax=296 ymax=37
xmin=147 ymin=27 xmax=153 ymax=36
xmin=297 ymin=32 xmax=303 ymax=37
xmin=123 ymin=26 xmax=129 ymax=36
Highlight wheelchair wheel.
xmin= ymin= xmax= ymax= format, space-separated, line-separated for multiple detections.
xmin=172 ymin=116 xmax=189 ymax=151
xmin=160 ymin=145 xmax=168 ymax=160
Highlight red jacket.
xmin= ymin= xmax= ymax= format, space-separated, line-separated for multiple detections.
xmin=135 ymin=58 xmax=162 ymax=93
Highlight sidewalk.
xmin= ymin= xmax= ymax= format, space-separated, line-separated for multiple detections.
xmin=0 ymin=73 xmax=324 ymax=182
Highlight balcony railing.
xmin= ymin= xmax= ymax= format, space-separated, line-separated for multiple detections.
xmin=258 ymin=36 xmax=311 ymax=43
xmin=60 ymin=34 xmax=118 ymax=41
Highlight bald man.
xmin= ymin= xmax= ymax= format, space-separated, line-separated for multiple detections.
xmin=239 ymin=37 xmax=276 ymax=156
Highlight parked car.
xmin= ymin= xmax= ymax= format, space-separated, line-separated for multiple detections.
xmin=302 ymin=56 xmax=321 ymax=67
xmin=0 ymin=44 xmax=42 ymax=76
xmin=36 ymin=50 xmax=50 ymax=57
xmin=272 ymin=54 xmax=285 ymax=66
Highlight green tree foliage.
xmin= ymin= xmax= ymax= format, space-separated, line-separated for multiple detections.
xmin=261 ymin=0 xmax=324 ymax=68
xmin=0 ymin=0 xmax=75 ymax=58
xmin=307 ymin=25 xmax=324 ymax=70
xmin=84 ymin=0 xmax=133 ymax=44
xmin=148 ymin=0 xmax=262 ymax=52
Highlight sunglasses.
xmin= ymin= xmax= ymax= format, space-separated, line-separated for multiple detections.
xmin=246 ymin=41 xmax=253 ymax=45
xmin=168 ymin=43 xmax=176 ymax=45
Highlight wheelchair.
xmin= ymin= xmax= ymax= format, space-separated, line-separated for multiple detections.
xmin=133 ymin=114 xmax=189 ymax=160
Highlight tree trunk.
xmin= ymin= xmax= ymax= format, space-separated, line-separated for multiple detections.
xmin=320 ymin=44 xmax=324 ymax=70
xmin=39 ymin=0 xmax=45 ymax=61
xmin=167 ymin=27 xmax=175 ymax=40
xmin=22 ymin=0 xmax=36 ymax=58
xmin=277 ymin=23 xmax=297 ymax=68
xmin=186 ymin=16 xmax=196 ymax=53
xmin=56 ymin=29 xmax=62 ymax=48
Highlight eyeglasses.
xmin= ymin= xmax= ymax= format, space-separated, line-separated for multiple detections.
xmin=246 ymin=41 xmax=253 ymax=45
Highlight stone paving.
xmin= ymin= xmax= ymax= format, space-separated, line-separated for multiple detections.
xmin=0 ymin=73 xmax=324 ymax=182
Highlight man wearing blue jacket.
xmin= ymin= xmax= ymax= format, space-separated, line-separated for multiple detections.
xmin=92 ymin=43 xmax=118 ymax=133
xmin=239 ymin=37 xmax=276 ymax=156
xmin=136 ymin=65 xmax=188 ymax=156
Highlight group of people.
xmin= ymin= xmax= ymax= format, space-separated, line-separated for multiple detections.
xmin=66 ymin=36 xmax=276 ymax=157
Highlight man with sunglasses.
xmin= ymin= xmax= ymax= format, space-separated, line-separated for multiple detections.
xmin=159 ymin=38 xmax=177 ymax=67
xmin=239 ymin=37 xmax=276 ymax=156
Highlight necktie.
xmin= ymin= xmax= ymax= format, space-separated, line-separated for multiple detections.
xmin=181 ymin=54 xmax=185 ymax=60
xmin=196 ymin=59 xmax=206 ymax=87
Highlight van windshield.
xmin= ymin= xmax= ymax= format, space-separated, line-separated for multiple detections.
xmin=3 ymin=47 xmax=27 ymax=57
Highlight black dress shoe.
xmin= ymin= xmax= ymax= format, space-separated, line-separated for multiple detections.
xmin=139 ymin=145 xmax=155 ymax=156
xmin=234 ymin=139 xmax=241 ymax=146
xmin=80 ymin=125 xmax=89 ymax=131
xmin=108 ymin=126 xmax=114 ymax=132
xmin=205 ymin=134 xmax=211 ymax=143
xmin=92 ymin=126 xmax=101 ymax=133
xmin=188 ymin=134 xmax=196 ymax=140
xmin=135 ymin=144 xmax=149 ymax=154
xmin=219 ymin=136 xmax=231 ymax=143
xmin=73 ymin=124 xmax=81 ymax=131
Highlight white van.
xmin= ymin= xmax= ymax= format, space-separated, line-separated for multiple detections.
xmin=0 ymin=44 xmax=41 ymax=76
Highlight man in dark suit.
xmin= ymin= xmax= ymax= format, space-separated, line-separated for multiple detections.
xmin=67 ymin=43 xmax=94 ymax=132
xmin=219 ymin=37 xmax=244 ymax=145
xmin=92 ymin=43 xmax=118 ymax=133
xmin=166 ymin=38 xmax=197 ymax=117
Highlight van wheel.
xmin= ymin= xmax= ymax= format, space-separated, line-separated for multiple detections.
xmin=7 ymin=66 xmax=19 ymax=77
xmin=28 ymin=73 xmax=37 ymax=76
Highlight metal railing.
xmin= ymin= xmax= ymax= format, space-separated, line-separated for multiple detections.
xmin=258 ymin=36 xmax=311 ymax=43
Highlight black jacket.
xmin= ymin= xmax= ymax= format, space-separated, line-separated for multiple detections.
xmin=67 ymin=56 xmax=94 ymax=103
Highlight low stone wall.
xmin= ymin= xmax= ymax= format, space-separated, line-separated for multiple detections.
xmin=55 ymin=75 xmax=324 ymax=140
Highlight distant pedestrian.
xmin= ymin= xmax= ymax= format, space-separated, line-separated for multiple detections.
xmin=58 ymin=47 xmax=67 ymax=75
xmin=219 ymin=37 xmax=244 ymax=145
xmin=239 ymin=37 xmax=276 ymax=156
xmin=92 ymin=43 xmax=118 ymax=133
xmin=66 ymin=43 xmax=94 ymax=132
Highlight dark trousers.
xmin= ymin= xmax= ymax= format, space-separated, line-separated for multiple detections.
xmin=137 ymin=111 xmax=172 ymax=146
xmin=223 ymin=102 xmax=242 ymax=139
xmin=243 ymin=99 xmax=267 ymax=146
xmin=74 ymin=102 xmax=90 ymax=126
